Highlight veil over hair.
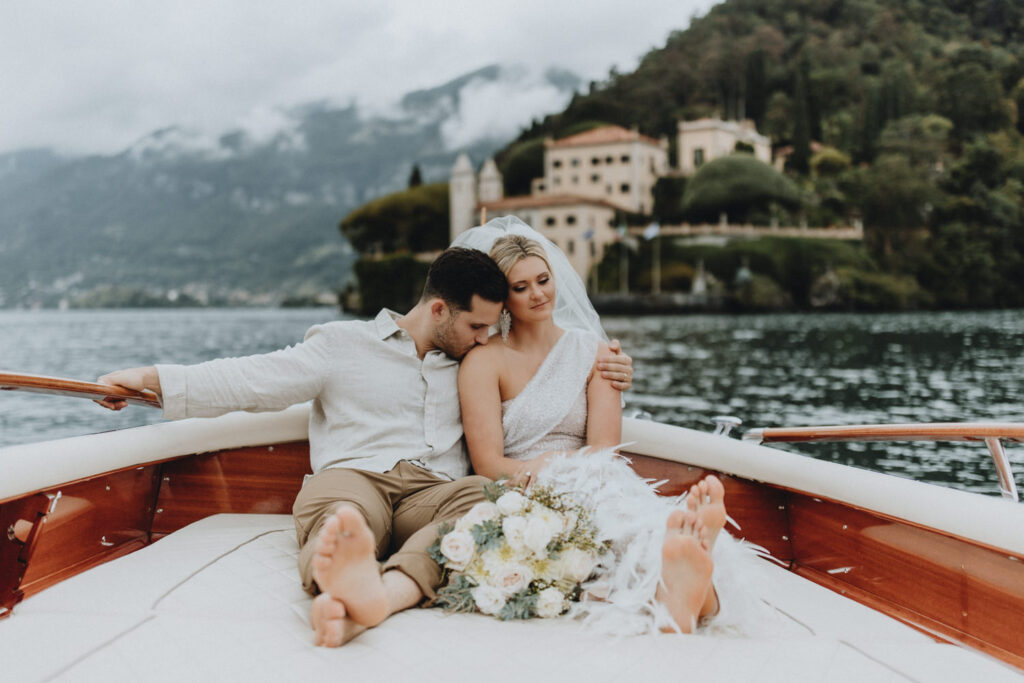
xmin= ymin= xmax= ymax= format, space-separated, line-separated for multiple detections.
xmin=450 ymin=216 xmax=608 ymax=341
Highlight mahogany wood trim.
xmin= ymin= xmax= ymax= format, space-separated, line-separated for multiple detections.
xmin=0 ymin=371 xmax=161 ymax=408
xmin=151 ymin=442 xmax=311 ymax=535
xmin=785 ymin=492 xmax=1024 ymax=667
xmin=753 ymin=422 xmax=1024 ymax=443
xmin=12 ymin=466 xmax=161 ymax=601
xmin=792 ymin=565 xmax=1024 ymax=670
xmin=0 ymin=493 xmax=52 ymax=617
xmin=624 ymin=452 xmax=795 ymax=562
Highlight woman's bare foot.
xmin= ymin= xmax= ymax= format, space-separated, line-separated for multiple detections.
xmin=311 ymin=506 xmax=388 ymax=628
xmin=655 ymin=509 xmax=714 ymax=634
xmin=310 ymin=593 xmax=367 ymax=647
xmin=686 ymin=475 xmax=726 ymax=552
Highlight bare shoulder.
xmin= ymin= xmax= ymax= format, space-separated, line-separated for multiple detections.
xmin=460 ymin=336 xmax=506 ymax=374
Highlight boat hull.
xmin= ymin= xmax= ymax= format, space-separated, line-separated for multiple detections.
xmin=1 ymin=412 xmax=1022 ymax=669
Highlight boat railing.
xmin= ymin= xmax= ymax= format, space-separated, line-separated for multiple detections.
xmin=743 ymin=423 xmax=1022 ymax=502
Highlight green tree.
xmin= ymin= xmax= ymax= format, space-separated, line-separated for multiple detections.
xmin=849 ymin=155 xmax=937 ymax=259
xmin=496 ymin=138 xmax=545 ymax=197
xmin=408 ymin=164 xmax=423 ymax=187
xmin=788 ymin=62 xmax=813 ymax=174
xmin=936 ymin=60 xmax=1010 ymax=137
xmin=681 ymin=155 xmax=802 ymax=223
xmin=878 ymin=114 xmax=953 ymax=168
xmin=340 ymin=182 xmax=449 ymax=254
xmin=353 ymin=253 xmax=431 ymax=315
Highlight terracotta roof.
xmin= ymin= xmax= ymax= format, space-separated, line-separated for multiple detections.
xmin=480 ymin=194 xmax=619 ymax=211
xmin=548 ymin=125 xmax=661 ymax=149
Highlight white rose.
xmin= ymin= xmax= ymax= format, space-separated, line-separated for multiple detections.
xmin=535 ymin=587 xmax=567 ymax=618
xmin=502 ymin=516 xmax=528 ymax=552
xmin=496 ymin=491 xmax=526 ymax=516
xmin=524 ymin=515 xmax=555 ymax=556
xmin=491 ymin=562 xmax=534 ymax=596
xmin=471 ymin=585 xmax=506 ymax=616
xmin=531 ymin=505 xmax=565 ymax=537
xmin=439 ymin=530 xmax=475 ymax=571
xmin=557 ymin=547 xmax=597 ymax=583
xmin=457 ymin=501 xmax=499 ymax=531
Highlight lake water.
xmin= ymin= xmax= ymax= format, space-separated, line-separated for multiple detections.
xmin=1 ymin=308 xmax=1022 ymax=498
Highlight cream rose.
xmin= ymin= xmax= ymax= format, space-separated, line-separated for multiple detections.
xmin=439 ymin=529 xmax=475 ymax=571
xmin=491 ymin=562 xmax=534 ymax=596
xmin=502 ymin=515 xmax=528 ymax=552
xmin=557 ymin=547 xmax=597 ymax=583
xmin=496 ymin=491 xmax=526 ymax=516
xmin=524 ymin=515 xmax=556 ymax=555
xmin=535 ymin=587 xmax=567 ymax=618
xmin=471 ymin=585 xmax=506 ymax=616
xmin=530 ymin=505 xmax=565 ymax=537
xmin=457 ymin=501 xmax=499 ymax=531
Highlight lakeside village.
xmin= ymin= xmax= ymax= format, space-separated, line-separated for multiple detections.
xmin=346 ymin=117 xmax=865 ymax=316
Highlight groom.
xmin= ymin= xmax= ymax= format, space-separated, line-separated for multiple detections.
xmin=96 ymin=246 xmax=633 ymax=647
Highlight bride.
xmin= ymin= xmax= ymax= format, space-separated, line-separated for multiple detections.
xmin=452 ymin=217 xmax=736 ymax=634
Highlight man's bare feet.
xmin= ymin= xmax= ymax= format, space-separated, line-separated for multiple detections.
xmin=311 ymin=506 xmax=389 ymax=629
xmin=310 ymin=593 xmax=367 ymax=647
xmin=686 ymin=475 xmax=726 ymax=552
xmin=655 ymin=509 xmax=714 ymax=634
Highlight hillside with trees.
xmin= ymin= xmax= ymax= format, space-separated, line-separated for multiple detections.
xmin=488 ymin=0 xmax=1024 ymax=310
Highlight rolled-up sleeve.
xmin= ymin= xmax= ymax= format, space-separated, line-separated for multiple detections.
xmin=156 ymin=325 xmax=334 ymax=419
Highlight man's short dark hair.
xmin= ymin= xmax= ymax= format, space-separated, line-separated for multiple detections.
xmin=421 ymin=247 xmax=507 ymax=312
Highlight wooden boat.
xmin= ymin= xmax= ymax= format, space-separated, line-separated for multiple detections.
xmin=1 ymin=375 xmax=1022 ymax=681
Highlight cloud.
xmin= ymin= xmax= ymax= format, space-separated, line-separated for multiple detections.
xmin=0 ymin=0 xmax=719 ymax=156
xmin=439 ymin=68 xmax=573 ymax=150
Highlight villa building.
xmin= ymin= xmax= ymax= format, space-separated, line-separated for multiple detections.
xmin=677 ymin=118 xmax=772 ymax=175
xmin=450 ymin=118 xmax=773 ymax=281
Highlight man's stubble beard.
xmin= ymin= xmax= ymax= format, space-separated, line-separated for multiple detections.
xmin=433 ymin=314 xmax=471 ymax=360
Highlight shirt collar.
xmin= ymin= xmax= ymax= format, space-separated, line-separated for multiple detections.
xmin=373 ymin=308 xmax=405 ymax=340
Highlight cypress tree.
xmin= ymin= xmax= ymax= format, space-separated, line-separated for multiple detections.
xmin=790 ymin=65 xmax=812 ymax=174
xmin=408 ymin=164 xmax=423 ymax=188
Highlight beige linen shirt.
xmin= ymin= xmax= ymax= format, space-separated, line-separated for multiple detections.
xmin=156 ymin=309 xmax=468 ymax=479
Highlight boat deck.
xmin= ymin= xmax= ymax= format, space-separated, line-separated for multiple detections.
xmin=2 ymin=513 xmax=1019 ymax=682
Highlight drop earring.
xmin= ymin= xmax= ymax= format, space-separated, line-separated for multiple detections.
xmin=499 ymin=309 xmax=512 ymax=342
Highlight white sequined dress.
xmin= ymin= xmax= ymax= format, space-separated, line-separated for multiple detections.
xmin=501 ymin=329 xmax=770 ymax=635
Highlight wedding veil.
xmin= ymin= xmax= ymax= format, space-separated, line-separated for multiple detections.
xmin=450 ymin=216 xmax=608 ymax=341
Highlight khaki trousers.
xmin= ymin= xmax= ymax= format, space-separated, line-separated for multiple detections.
xmin=292 ymin=461 xmax=489 ymax=602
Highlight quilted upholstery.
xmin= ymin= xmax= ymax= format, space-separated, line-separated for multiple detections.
xmin=1 ymin=514 xmax=1018 ymax=682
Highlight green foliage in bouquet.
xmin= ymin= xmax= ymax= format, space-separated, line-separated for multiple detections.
xmin=431 ymin=480 xmax=608 ymax=621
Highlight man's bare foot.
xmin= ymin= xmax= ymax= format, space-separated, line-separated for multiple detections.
xmin=686 ymin=475 xmax=726 ymax=552
xmin=310 ymin=593 xmax=367 ymax=647
xmin=311 ymin=506 xmax=388 ymax=627
xmin=656 ymin=509 xmax=714 ymax=634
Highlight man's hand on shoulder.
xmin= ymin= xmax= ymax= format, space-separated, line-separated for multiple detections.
xmin=95 ymin=366 xmax=161 ymax=410
xmin=597 ymin=339 xmax=633 ymax=392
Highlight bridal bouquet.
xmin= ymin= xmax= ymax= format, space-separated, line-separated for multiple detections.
xmin=430 ymin=480 xmax=606 ymax=620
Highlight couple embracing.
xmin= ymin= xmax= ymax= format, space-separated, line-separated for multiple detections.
xmin=97 ymin=217 xmax=731 ymax=646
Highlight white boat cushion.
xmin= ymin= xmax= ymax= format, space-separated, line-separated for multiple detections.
xmin=1 ymin=514 xmax=1019 ymax=683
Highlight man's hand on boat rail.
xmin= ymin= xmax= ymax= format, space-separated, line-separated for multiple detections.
xmin=598 ymin=339 xmax=633 ymax=392
xmin=95 ymin=366 xmax=162 ymax=410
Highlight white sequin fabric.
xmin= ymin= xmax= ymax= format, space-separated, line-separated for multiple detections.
xmin=501 ymin=329 xmax=596 ymax=459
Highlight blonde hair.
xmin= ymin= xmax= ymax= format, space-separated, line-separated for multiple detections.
xmin=488 ymin=234 xmax=552 ymax=277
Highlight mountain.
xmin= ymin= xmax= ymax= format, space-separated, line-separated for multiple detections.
xmin=0 ymin=65 xmax=581 ymax=308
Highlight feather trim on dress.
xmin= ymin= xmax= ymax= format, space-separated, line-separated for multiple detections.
xmin=537 ymin=447 xmax=780 ymax=637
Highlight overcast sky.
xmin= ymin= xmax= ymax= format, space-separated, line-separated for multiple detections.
xmin=1 ymin=1 xmax=719 ymax=156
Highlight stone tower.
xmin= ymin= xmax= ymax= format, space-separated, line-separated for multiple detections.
xmin=478 ymin=158 xmax=503 ymax=203
xmin=449 ymin=153 xmax=477 ymax=242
